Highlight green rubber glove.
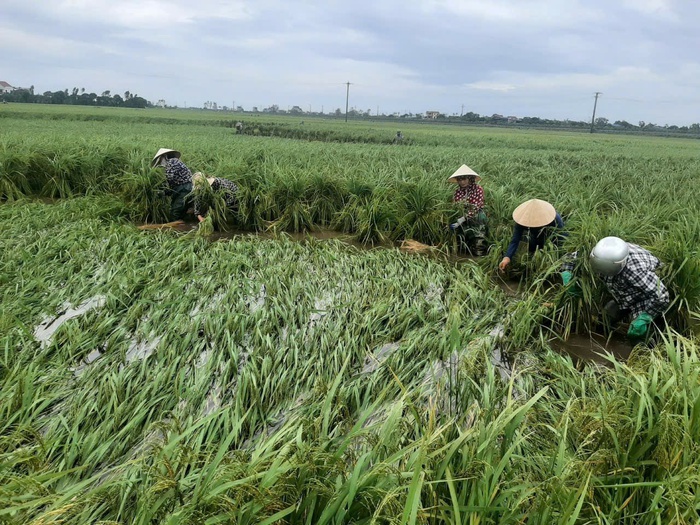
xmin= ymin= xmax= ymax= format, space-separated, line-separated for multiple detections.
xmin=561 ymin=271 xmax=581 ymax=298
xmin=628 ymin=312 xmax=654 ymax=339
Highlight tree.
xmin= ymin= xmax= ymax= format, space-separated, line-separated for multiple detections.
xmin=595 ymin=117 xmax=609 ymax=126
xmin=52 ymin=90 xmax=68 ymax=104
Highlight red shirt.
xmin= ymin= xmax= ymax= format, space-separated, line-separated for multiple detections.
xmin=453 ymin=184 xmax=484 ymax=219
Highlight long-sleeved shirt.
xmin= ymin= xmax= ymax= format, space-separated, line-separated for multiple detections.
xmin=164 ymin=158 xmax=193 ymax=190
xmin=562 ymin=244 xmax=669 ymax=318
xmin=453 ymin=184 xmax=484 ymax=220
xmin=505 ymin=212 xmax=565 ymax=259
xmin=604 ymin=244 xmax=669 ymax=317
xmin=194 ymin=177 xmax=239 ymax=217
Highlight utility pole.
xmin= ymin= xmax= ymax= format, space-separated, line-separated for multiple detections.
xmin=590 ymin=92 xmax=602 ymax=133
xmin=461 ymin=104 xmax=464 ymax=117
xmin=345 ymin=81 xmax=352 ymax=122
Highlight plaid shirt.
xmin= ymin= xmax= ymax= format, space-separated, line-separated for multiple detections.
xmin=563 ymin=244 xmax=669 ymax=318
xmin=453 ymin=184 xmax=484 ymax=220
xmin=194 ymin=177 xmax=239 ymax=217
xmin=164 ymin=158 xmax=192 ymax=189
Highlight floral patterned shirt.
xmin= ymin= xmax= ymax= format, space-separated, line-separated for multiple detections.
xmin=164 ymin=158 xmax=192 ymax=189
xmin=453 ymin=184 xmax=484 ymax=219
xmin=194 ymin=178 xmax=239 ymax=217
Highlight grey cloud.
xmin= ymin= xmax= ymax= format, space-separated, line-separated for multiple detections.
xmin=3 ymin=0 xmax=700 ymax=123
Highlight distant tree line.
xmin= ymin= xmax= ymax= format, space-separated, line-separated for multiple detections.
xmin=412 ymin=112 xmax=700 ymax=135
xmin=1 ymin=86 xmax=151 ymax=108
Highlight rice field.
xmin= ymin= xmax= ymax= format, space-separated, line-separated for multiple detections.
xmin=1 ymin=104 xmax=699 ymax=524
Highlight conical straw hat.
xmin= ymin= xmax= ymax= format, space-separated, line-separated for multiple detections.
xmin=512 ymin=199 xmax=556 ymax=228
xmin=152 ymin=148 xmax=181 ymax=167
xmin=447 ymin=164 xmax=481 ymax=182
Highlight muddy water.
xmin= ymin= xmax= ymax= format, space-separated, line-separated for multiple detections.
xmin=549 ymin=332 xmax=631 ymax=365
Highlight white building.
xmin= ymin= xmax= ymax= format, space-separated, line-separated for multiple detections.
xmin=0 ymin=81 xmax=16 ymax=94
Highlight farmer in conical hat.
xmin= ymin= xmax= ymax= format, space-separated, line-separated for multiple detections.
xmin=499 ymin=199 xmax=566 ymax=271
xmin=447 ymin=164 xmax=488 ymax=256
xmin=192 ymin=172 xmax=240 ymax=223
xmin=152 ymin=148 xmax=193 ymax=221
xmin=561 ymin=237 xmax=669 ymax=341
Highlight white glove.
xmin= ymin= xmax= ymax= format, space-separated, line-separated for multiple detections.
xmin=450 ymin=217 xmax=467 ymax=230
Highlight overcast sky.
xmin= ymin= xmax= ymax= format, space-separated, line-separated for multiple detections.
xmin=2 ymin=0 xmax=700 ymax=125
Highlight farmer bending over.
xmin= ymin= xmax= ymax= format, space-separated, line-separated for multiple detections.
xmin=562 ymin=236 xmax=669 ymax=341
xmin=499 ymin=199 xmax=565 ymax=271
xmin=152 ymin=148 xmax=193 ymax=221
xmin=448 ymin=164 xmax=488 ymax=256
xmin=192 ymin=172 xmax=239 ymax=223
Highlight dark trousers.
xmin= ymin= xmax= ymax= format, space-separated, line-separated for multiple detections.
xmin=170 ymin=183 xmax=193 ymax=221
xmin=456 ymin=211 xmax=489 ymax=255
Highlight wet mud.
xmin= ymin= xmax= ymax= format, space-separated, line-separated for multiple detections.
xmin=549 ymin=332 xmax=631 ymax=365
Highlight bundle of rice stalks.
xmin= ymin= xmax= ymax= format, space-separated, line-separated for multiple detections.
xmin=137 ymin=220 xmax=186 ymax=231
xmin=192 ymin=177 xmax=234 ymax=231
xmin=197 ymin=215 xmax=215 ymax=236
xmin=118 ymin=168 xmax=169 ymax=223
xmin=400 ymin=239 xmax=436 ymax=254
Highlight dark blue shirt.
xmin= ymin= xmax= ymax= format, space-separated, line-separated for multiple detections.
xmin=505 ymin=212 xmax=566 ymax=259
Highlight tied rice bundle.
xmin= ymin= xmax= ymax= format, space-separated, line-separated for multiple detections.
xmin=400 ymin=239 xmax=435 ymax=254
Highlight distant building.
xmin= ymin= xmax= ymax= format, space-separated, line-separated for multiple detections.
xmin=0 ymin=81 xmax=16 ymax=94
xmin=425 ymin=111 xmax=440 ymax=119
xmin=507 ymin=116 xmax=519 ymax=123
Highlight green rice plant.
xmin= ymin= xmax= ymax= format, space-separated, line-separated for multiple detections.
xmin=305 ymin=172 xmax=345 ymax=226
xmin=117 ymin=168 xmax=170 ymax=223
xmin=653 ymin=233 xmax=700 ymax=334
xmin=331 ymin=178 xmax=378 ymax=235
xmin=395 ymin=178 xmax=453 ymax=246
xmin=3 ymin=109 xmax=700 ymax=524
xmin=191 ymin=178 xmax=233 ymax=231
xmin=262 ymin=173 xmax=314 ymax=232
xmin=352 ymin=191 xmax=397 ymax=245
xmin=0 ymin=150 xmax=31 ymax=200
xmin=197 ymin=215 xmax=215 ymax=236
